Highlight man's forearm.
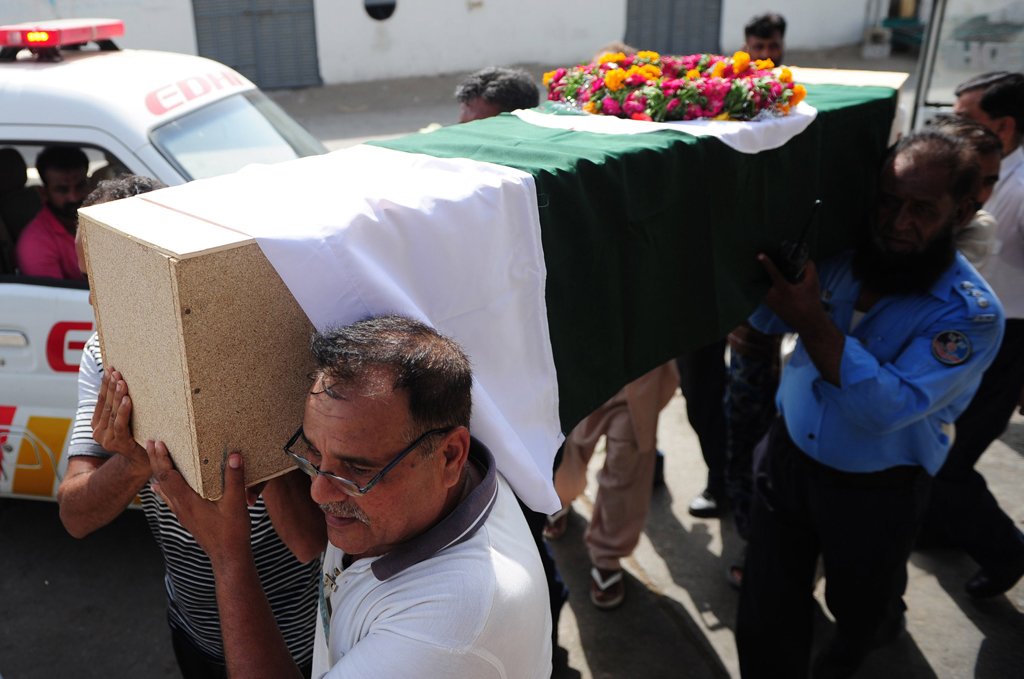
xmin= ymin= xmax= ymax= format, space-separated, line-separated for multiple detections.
xmin=797 ymin=316 xmax=845 ymax=387
xmin=57 ymin=456 xmax=151 ymax=538
xmin=214 ymin=554 xmax=303 ymax=679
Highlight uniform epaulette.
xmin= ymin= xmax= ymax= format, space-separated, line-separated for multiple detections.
xmin=954 ymin=280 xmax=998 ymax=323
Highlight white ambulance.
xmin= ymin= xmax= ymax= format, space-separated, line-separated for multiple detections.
xmin=0 ymin=18 xmax=325 ymax=500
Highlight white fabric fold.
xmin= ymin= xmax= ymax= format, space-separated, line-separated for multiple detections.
xmin=514 ymin=101 xmax=817 ymax=153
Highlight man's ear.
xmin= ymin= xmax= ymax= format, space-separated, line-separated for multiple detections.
xmin=440 ymin=427 xmax=471 ymax=488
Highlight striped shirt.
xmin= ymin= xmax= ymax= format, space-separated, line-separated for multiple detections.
xmin=69 ymin=333 xmax=319 ymax=663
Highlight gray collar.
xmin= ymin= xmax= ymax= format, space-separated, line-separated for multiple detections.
xmin=370 ymin=437 xmax=498 ymax=581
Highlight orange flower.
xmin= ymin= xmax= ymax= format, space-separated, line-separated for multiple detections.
xmin=790 ymin=84 xmax=807 ymax=107
xmin=711 ymin=61 xmax=726 ymax=78
xmin=732 ymin=51 xmax=750 ymax=74
xmin=639 ymin=64 xmax=662 ymax=80
xmin=604 ymin=68 xmax=628 ymax=91
xmin=779 ymin=67 xmax=793 ymax=83
xmin=583 ymin=101 xmax=597 ymax=113
xmin=754 ymin=58 xmax=775 ymax=70
xmin=685 ymin=68 xmax=701 ymax=80
xmin=598 ymin=51 xmax=627 ymax=65
xmin=543 ymin=70 xmax=557 ymax=87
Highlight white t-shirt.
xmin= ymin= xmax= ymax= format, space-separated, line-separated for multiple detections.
xmin=312 ymin=441 xmax=551 ymax=679
xmin=980 ymin=145 xmax=1024 ymax=318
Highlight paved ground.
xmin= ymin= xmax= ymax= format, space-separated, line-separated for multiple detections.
xmin=2 ymin=45 xmax=1021 ymax=679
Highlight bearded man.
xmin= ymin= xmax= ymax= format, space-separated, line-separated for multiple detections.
xmin=15 ymin=145 xmax=90 ymax=279
xmin=734 ymin=131 xmax=1005 ymax=678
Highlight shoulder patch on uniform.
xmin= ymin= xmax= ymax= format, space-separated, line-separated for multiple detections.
xmin=932 ymin=330 xmax=972 ymax=366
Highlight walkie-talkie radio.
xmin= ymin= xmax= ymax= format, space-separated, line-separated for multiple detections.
xmin=773 ymin=199 xmax=821 ymax=284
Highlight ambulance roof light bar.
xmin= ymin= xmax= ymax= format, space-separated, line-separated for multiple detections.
xmin=0 ymin=18 xmax=124 ymax=62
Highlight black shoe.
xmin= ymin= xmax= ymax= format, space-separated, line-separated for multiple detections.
xmin=688 ymin=489 xmax=723 ymax=518
xmin=652 ymin=449 xmax=666 ymax=489
xmin=965 ymin=562 xmax=1024 ymax=599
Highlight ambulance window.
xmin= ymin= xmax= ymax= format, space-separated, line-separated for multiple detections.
xmin=150 ymin=91 xmax=325 ymax=181
xmin=6 ymin=144 xmax=128 ymax=189
xmin=0 ymin=143 xmax=129 ymax=279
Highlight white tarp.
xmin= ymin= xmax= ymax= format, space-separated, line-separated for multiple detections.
xmin=144 ymin=145 xmax=562 ymax=513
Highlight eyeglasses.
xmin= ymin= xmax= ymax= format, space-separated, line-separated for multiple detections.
xmin=283 ymin=426 xmax=454 ymax=497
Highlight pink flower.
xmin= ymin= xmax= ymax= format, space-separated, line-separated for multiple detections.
xmin=623 ymin=94 xmax=647 ymax=115
xmin=666 ymin=98 xmax=681 ymax=113
xmin=602 ymin=97 xmax=622 ymax=115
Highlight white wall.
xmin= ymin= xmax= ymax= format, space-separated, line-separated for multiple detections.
xmin=1 ymin=0 xmax=197 ymax=54
xmin=314 ymin=0 xmax=628 ymax=83
xmin=720 ymin=0 xmax=868 ymax=53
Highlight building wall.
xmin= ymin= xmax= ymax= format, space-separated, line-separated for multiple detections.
xmin=720 ymin=0 xmax=867 ymax=54
xmin=2 ymin=0 xmax=197 ymax=54
xmin=313 ymin=1 xmax=628 ymax=83
xmin=3 ymin=1 xmax=875 ymax=84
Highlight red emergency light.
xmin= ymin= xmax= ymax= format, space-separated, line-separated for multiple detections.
xmin=0 ymin=18 xmax=124 ymax=49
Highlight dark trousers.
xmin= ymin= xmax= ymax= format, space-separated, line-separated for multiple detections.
xmin=921 ymin=318 xmax=1024 ymax=573
xmin=724 ymin=332 xmax=780 ymax=539
xmin=736 ymin=420 xmax=930 ymax=678
xmin=170 ymin=623 xmax=312 ymax=679
xmin=676 ymin=339 xmax=727 ymax=498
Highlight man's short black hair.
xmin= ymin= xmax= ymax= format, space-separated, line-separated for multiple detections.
xmin=311 ymin=315 xmax=473 ymax=433
xmin=744 ymin=13 xmax=787 ymax=39
xmin=35 ymin=146 xmax=88 ymax=185
xmin=926 ymin=113 xmax=1003 ymax=159
xmin=454 ymin=67 xmax=539 ymax=112
xmin=954 ymin=71 xmax=1024 ymax=134
xmin=83 ymin=175 xmax=167 ymax=208
xmin=888 ymin=130 xmax=979 ymax=205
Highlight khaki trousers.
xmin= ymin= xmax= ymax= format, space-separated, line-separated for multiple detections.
xmin=554 ymin=361 xmax=678 ymax=570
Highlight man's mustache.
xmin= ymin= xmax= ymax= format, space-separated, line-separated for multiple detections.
xmin=320 ymin=501 xmax=370 ymax=525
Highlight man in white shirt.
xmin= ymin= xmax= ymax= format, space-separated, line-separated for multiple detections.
xmin=929 ymin=71 xmax=1024 ymax=599
xmin=145 ymin=315 xmax=552 ymax=679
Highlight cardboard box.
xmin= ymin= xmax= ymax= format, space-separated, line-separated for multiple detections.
xmin=79 ymin=195 xmax=313 ymax=499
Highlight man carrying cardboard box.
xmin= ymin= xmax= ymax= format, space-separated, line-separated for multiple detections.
xmin=145 ymin=315 xmax=552 ymax=679
xmin=58 ymin=175 xmax=324 ymax=678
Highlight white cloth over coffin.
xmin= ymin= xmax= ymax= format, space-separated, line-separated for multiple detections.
xmin=143 ymin=145 xmax=562 ymax=513
xmin=514 ymin=101 xmax=817 ymax=153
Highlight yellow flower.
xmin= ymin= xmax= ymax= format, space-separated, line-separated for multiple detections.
xmin=711 ymin=61 xmax=726 ymax=78
xmin=685 ymin=68 xmax=701 ymax=80
xmin=604 ymin=68 xmax=628 ymax=91
xmin=637 ymin=50 xmax=661 ymax=61
xmin=583 ymin=101 xmax=597 ymax=113
xmin=790 ymin=83 xmax=807 ymax=107
xmin=779 ymin=67 xmax=793 ymax=83
xmin=714 ymin=112 xmax=731 ymax=121
xmin=639 ymin=64 xmax=662 ymax=80
xmin=732 ymin=51 xmax=750 ymax=74
xmin=543 ymin=70 xmax=557 ymax=87
xmin=754 ymin=58 xmax=775 ymax=70
xmin=598 ymin=51 xmax=627 ymax=65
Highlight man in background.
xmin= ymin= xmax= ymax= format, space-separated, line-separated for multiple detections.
xmin=455 ymin=66 xmax=540 ymax=123
xmin=743 ymin=13 xmax=786 ymax=64
xmin=15 ymin=145 xmax=89 ymax=279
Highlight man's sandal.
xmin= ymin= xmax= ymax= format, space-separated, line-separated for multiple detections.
xmin=590 ymin=567 xmax=625 ymax=609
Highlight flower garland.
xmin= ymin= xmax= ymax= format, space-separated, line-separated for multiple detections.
xmin=543 ymin=50 xmax=807 ymax=122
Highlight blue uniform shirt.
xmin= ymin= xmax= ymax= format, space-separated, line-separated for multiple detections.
xmin=750 ymin=251 xmax=1004 ymax=475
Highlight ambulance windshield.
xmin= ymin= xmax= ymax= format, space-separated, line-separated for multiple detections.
xmin=150 ymin=90 xmax=325 ymax=181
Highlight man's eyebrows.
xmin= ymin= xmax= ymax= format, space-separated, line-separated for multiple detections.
xmin=301 ymin=432 xmax=379 ymax=466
